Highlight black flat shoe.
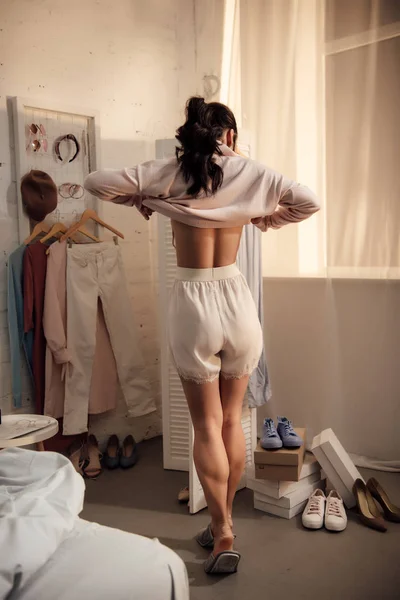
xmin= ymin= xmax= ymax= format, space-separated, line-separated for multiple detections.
xmin=120 ymin=435 xmax=138 ymax=469
xmin=353 ymin=479 xmax=387 ymax=532
xmin=367 ymin=477 xmax=400 ymax=523
xmin=103 ymin=435 xmax=120 ymax=470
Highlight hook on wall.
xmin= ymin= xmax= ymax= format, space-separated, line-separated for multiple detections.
xmin=203 ymin=74 xmax=221 ymax=101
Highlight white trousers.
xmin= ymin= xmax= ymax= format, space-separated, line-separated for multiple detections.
xmin=63 ymin=242 xmax=155 ymax=435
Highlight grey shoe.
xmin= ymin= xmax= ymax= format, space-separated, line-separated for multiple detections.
xmin=120 ymin=435 xmax=138 ymax=469
xmin=204 ymin=551 xmax=241 ymax=575
xmin=103 ymin=435 xmax=120 ymax=470
xmin=196 ymin=524 xmax=214 ymax=548
xmin=277 ymin=417 xmax=303 ymax=448
xmin=260 ymin=418 xmax=283 ymax=449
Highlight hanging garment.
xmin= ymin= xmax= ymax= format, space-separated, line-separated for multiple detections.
xmin=23 ymin=242 xmax=47 ymax=413
xmin=63 ymin=242 xmax=155 ymax=435
xmin=43 ymin=241 xmax=118 ymax=421
xmin=236 ymin=224 xmax=271 ymax=407
xmin=7 ymin=245 xmax=34 ymax=408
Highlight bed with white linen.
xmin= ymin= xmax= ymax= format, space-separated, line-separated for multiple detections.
xmin=0 ymin=448 xmax=189 ymax=600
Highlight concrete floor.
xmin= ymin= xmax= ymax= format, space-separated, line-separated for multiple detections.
xmin=82 ymin=437 xmax=400 ymax=600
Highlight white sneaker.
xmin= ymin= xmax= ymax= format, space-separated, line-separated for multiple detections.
xmin=302 ymin=489 xmax=326 ymax=529
xmin=325 ymin=490 xmax=347 ymax=532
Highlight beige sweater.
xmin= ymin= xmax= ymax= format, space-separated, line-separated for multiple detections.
xmin=84 ymin=144 xmax=320 ymax=230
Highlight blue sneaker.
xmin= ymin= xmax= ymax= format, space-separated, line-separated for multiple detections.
xmin=277 ymin=417 xmax=303 ymax=448
xmin=261 ymin=418 xmax=283 ymax=450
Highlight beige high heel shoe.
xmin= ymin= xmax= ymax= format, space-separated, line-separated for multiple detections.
xmin=67 ymin=440 xmax=85 ymax=477
xmin=83 ymin=435 xmax=103 ymax=480
xmin=353 ymin=479 xmax=387 ymax=532
xmin=367 ymin=478 xmax=400 ymax=523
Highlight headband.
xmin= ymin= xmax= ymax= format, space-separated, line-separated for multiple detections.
xmin=54 ymin=134 xmax=80 ymax=163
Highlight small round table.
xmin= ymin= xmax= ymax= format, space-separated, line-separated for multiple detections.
xmin=0 ymin=414 xmax=58 ymax=450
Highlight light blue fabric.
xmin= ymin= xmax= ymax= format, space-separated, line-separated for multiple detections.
xmin=7 ymin=245 xmax=33 ymax=408
xmin=236 ymin=224 xmax=271 ymax=408
xmin=261 ymin=418 xmax=282 ymax=449
xmin=277 ymin=416 xmax=303 ymax=448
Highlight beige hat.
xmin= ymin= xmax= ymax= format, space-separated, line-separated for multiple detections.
xmin=21 ymin=170 xmax=58 ymax=222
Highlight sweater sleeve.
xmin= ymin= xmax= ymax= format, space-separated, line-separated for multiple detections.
xmin=253 ymin=173 xmax=320 ymax=232
xmin=84 ymin=167 xmax=143 ymax=207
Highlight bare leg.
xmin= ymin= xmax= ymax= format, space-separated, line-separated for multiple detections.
xmin=181 ymin=378 xmax=234 ymax=555
xmin=220 ymin=375 xmax=249 ymax=528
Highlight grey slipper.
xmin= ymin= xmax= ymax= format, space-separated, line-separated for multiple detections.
xmin=196 ymin=524 xmax=214 ymax=548
xmin=204 ymin=551 xmax=241 ymax=575
xmin=196 ymin=525 xmax=237 ymax=549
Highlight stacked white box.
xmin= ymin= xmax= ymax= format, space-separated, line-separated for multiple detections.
xmin=254 ymin=498 xmax=309 ymax=520
xmin=249 ymin=452 xmax=325 ymax=519
xmin=247 ymin=453 xmax=320 ymax=499
xmin=311 ymin=429 xmax=364 ymax=508
xmin=321 ymin=470 xmax=335 ymax=493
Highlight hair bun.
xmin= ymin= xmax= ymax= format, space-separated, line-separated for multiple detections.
xmin=186 ymin=97 xmax=207 ymax=124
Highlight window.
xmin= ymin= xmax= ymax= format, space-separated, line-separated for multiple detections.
xmin=324 ymin=0 xmax=400 ymax=278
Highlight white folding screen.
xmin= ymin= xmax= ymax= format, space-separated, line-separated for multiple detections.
xmin=156 ymin=137 xmax=257 ymax=514
xmin=157 ymin=207 xmax=190 ymax=472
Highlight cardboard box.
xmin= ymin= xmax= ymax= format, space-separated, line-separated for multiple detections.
xmin=254 ymin=428 xmax=306 ymax=466
xmin=254 ymin=497 xmax=308 ymax=520
xmin=253 ymin=478 xmax=325 ymax=509
xmin=247 ymin=452 xmax=320 ymax=497
xmin=254 ymin=429 xmax=306 ymax=481
xmin=311 ymin=428 xmax=364 ymax=508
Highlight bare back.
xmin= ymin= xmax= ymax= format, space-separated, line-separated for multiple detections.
xmin=172 ymin=220 xmax=243 ymax=268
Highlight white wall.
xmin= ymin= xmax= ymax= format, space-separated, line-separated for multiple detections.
xmin=0 ymin=0 xmax=225 ymax=443
xmin=259 ymin=278 xmax=400 ymax=461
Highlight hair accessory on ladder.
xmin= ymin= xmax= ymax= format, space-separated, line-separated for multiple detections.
xmin=54 ymin=134 xmax=80 ymax=163
xmin=27 ymin=124 xmax=48 ymax=153
xmin=58 ymin=183 xmax=84 ymax=199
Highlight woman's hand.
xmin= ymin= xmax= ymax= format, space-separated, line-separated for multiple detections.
xmin=139 ymin=205 xmax=154 ymax=221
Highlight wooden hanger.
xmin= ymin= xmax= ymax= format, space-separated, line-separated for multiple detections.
xmin=40 ymin=222 xmax=69 ymax=243
xmin=41 ymin=222 xmax=101 ymax=253
xmin=24 ymin=221 xmax=50 ymax=245
xmin=42 ymin=222 xmax=73 ymax=254
xmin=76 ymin=226 xmax=101 ymax=242
xmin=60 ymin=208 xmax=124 ymax=242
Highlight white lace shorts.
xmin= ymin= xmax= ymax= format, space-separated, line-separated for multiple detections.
xmin=168 ymin=264 xmax=263 ymax=384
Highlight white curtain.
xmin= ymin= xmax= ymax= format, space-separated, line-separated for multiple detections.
xmin=222 ymin=0 xmax=400 ymax=463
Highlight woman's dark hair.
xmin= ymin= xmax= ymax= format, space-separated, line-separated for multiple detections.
xmin=175 ymin=97 xmax=238 ymax=197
